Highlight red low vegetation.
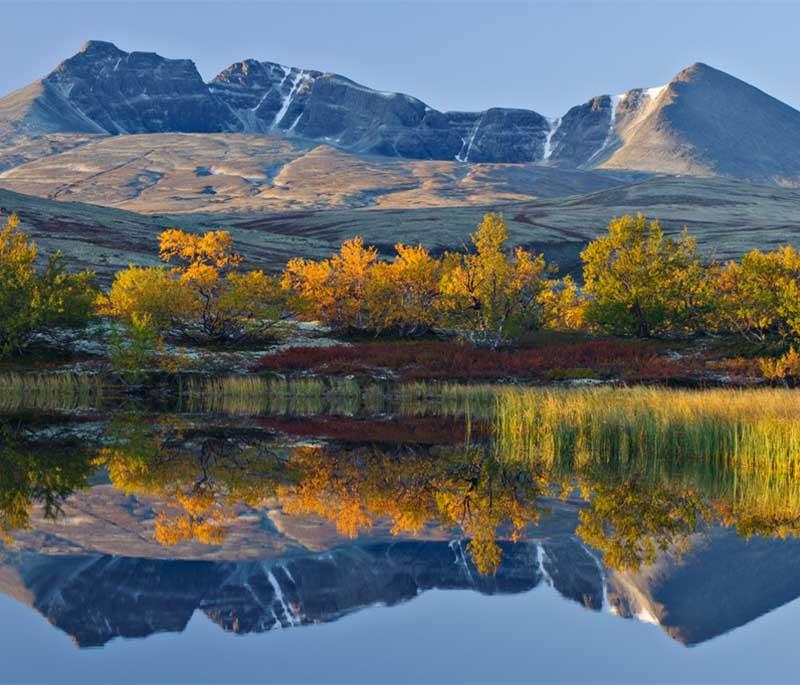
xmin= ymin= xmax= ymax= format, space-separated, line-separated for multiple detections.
xmin=254 ymin=339 xmax=699 ymax=382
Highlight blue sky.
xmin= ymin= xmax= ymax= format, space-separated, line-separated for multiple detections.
xmin=1 ymin=1 xmax=798 ymax=116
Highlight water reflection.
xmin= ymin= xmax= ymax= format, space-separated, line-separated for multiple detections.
xmin=0 ymin=418 xmax=95 ymax=542
xmin=2 ymin=391 xmax=800 ymax=649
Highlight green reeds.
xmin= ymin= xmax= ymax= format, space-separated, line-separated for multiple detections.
xmin=396 ymin=381 xmax=499 ymax=417
xmin=182 ymin=375 xmax=375 ymax=416
xmin=491 ymin=386 xmax=800 ymax=478
xmin=0 ymin=372 xmax=105 ymax=412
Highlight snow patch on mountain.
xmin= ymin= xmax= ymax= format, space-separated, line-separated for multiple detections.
xmin=542 ymin=117 xmax=562 ymax=161
xmin=455 ymin=115 xmax=483 ymax=163
xmin=587 ymin=93 xmax=625 ymax=164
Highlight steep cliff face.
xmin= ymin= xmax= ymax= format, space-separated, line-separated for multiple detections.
xmin=4 ymin=41 xmax=239 ymax=137
xmin=546 ymin=95 xmax=616 ymax=167
xmin=212 ymin=64 xmax=467 ymax=159
xmin=209 ymin=59 xmax=322 ymax=134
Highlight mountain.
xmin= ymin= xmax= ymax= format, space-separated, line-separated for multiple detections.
xmin=603 ymin=63 xmax=800 ymax=184
xmin=5 ymin=507 xmax=800 ymax=648
xmin=0 ymin=40 xmax=237 ymax=138
xmin=2 ymin=42 xmax=799 ymax=185
xmin=609 ymin=527 xmax=800 ymax=645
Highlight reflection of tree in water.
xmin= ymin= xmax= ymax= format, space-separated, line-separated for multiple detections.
xmin=94 ymin=417 xmax=800 ymax=574
xmin=568 ymin=452 xmax=800 ymax=571
xmin=279 ymin=444 xmax=544 ymax=575
xmin=7 ymin=410 xmax=800 ymax=577
xmin=576 ymin=477 xmax=709 ymax=571
xmin=98 ymin=421 xmax=546 ymax=574
xmin=0 ymin=422 xmax=94 ymax=542
xmin=98 ymin=417 xmax=284 ymax=546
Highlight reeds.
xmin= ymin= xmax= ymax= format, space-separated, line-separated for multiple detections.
xmin=440 ymin=385 xmax=800 ymax=540
xmin=0 ymin=372 xmax=105 ymax=412
xmin=491 ymin=386 xmax=800 ymax=479
xmin=181 ymin=375 xmax=370 ymax=416
xmin=396 ymin=381 xmax=499 ymax=417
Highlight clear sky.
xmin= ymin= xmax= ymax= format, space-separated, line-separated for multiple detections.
xmin=1 ymin=0 xmax=798 ymax=117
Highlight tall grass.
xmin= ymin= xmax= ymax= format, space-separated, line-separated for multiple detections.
xmin=182 ymin=375 xmax=369 ymax=416
xmin=491 ymin=386 xmax=800 ymax=478
xmin=0 ymin=372 xmax=105 ymax=412
xmin=397 ymin=381 xmax=499 ymax=417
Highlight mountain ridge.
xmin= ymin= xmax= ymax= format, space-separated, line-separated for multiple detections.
xmin=2 ymin=42 xmax=799 ymax=185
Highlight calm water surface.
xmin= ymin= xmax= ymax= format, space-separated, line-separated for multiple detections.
xmin=1 ymin=391 xmax=799 ymax=683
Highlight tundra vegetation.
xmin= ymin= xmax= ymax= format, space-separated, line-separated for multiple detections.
xmin=101 ymin=228 xmax=295 ymax=344
xmin=3 ymin=210 xmax=800 ymax=380
xmin=6 ymin=211 xmax=800 ymax=581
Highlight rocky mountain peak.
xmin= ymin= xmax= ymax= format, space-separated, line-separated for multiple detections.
xmin=37 ymin=41 xmax=239 ymax=135
xmin=673 ymin=61 xmax=718 ymax=81
xmin=77 ymin=40 xmax=125 ymax=57
xmin=602 ymin=59 xmax=800 ymax=183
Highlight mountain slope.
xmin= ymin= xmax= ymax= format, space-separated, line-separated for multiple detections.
xmin=0 ymin=132 xmax=644 ymax=213
xmin=603 ymin=63 xmax=800 ymax=184
xmin=4 ymin=175 xmax=799 ymax=283
xmin=0 ymin=40 xmax=238 ymax=140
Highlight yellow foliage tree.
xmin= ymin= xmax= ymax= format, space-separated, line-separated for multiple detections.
xmin=99 ymin=417 xmax=283 ymax=547
xmin=103 ymin=228 xmax=292 ymax=343
xmin=537 ymin=274 xmax=587 ymax=331
xmin=0 ymin=423 xmax=94 ymax=542
xmin=713 ymin=246 xmax=800 ymax=342
xmin=159 ymin=228 xmax=244 ymax=271
xmin=439 ymin=213 xmax=549 ymax=348
xmin=99 ymin=266 xmax=195 ymax=329
xmin=581 ymin=214 xmax=711 ymax=337
xmin=282 ymin=237 xmax=378 ymax=331
xmin=278 ymin=444 xmax=542 ymax=575
xmin=576 ymin=478 xmax=708 ymax=571
xmin=0 ymin=214 xmax=96 ymax=357
xmin=366 ymin=243 xmax=442 ymax=335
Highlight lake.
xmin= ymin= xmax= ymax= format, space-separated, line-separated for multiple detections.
xmin=1 ymin=384 xmax=800 ymax=683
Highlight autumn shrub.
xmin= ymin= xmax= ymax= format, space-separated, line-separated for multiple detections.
xmin=282 ymin=236 xmax=377 ymax=332
xmin=581 ymin=214 xmax=713 ymax=337
xmin=282 ymin=214 xmax=560 ymax=345
xmin=0 ymin=214 xmax=96 ymax=357
xmin=713 ymin=247 xmax=800 ymax=342
xmin=439 ymin=213 xmax=553 ymax=347
xmin=102 ymin=228 xmax=293 ymax=343
xmin=758 ymin=347 xmax=800 ymax=382
xmin=365 ymin=243 xmax=442 ymax=336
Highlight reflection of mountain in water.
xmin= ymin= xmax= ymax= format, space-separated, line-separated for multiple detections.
xmin=5 ymin=525 xmax=800 ymax=648
xmin=609 ymin=528 xmax=800 ymax=646
xmin=3 ymin=539 xmax=603 ymax=648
